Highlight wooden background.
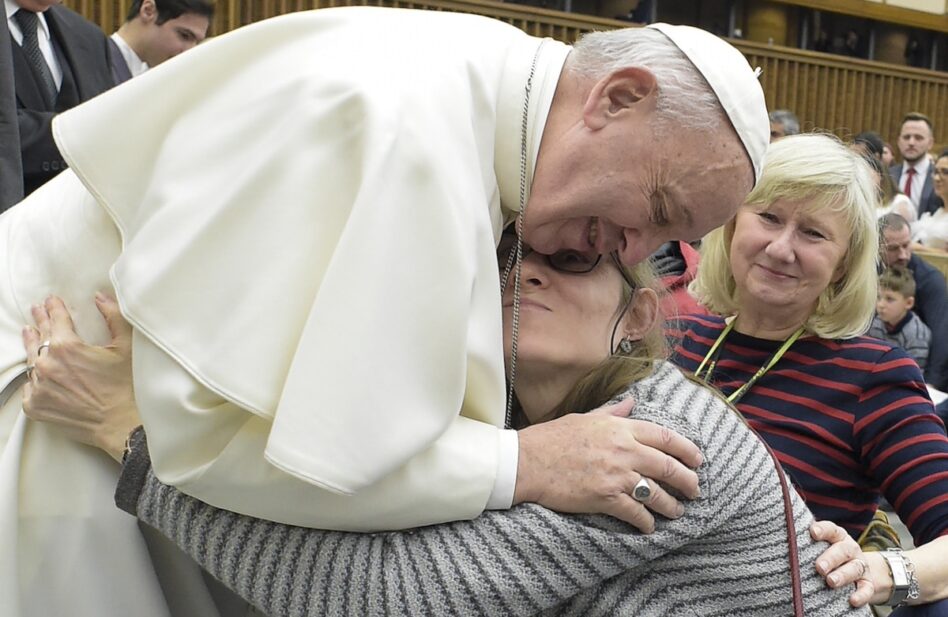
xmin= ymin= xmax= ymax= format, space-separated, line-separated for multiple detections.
xmin=65 ymin=0 xmax=948 ymax=147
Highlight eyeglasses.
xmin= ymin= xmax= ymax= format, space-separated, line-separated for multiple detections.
xmin=933 ymin=168 xmax=948 ymax=177
xmin=497 ymin=231 xmax=602 ymax=273
xmin=497 ymin=231 xmax=636 ymax=290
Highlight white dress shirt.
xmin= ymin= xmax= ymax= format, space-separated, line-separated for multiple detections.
xmin=110 ymin=31 xmax=149 ymax=78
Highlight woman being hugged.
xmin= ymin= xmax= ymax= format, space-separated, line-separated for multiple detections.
xmin=26 ymin=238 xmax=872 ymax=615
xmin=673 ymin=134 xmax=948 ymax=612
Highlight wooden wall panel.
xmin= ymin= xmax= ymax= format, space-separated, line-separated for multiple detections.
xmin=64 ymin=0 xmax=948 ymax=146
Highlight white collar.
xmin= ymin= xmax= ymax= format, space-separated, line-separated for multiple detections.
xmin=908 ymin=155 xmax=931 ymax=175
xmin=110 ymin=31 xmax=150 ymax=77
xmin=493 ymin=37 xmax=570 ymax=221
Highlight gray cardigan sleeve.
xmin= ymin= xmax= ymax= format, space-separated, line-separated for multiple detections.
xmin=116 ymin=427 xmax=721 ymax=617
xmin=115 ymin=363 xmax=865 ymax=617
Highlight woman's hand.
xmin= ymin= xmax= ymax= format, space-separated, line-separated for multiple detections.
xmin=22 ymin=294 xmax=141 ymax=462
xmin=810 ymin=520 xmax=875 ymax=607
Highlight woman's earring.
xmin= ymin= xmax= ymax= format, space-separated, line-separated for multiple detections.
xmin=618 ymin=338 xmax=634 ymax=354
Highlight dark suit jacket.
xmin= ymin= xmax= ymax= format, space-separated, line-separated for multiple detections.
xmin=10 ymin=4 xmax=115 ymax=195
xmin=0 ymin=1 xmax=23 ymax=211
xmin=889 ymin=162 xmax=943 ymax=218
xmin=908 ymin=253 xmax=948 ymax=390
xmin=107 ymin=36 xmax=133 ymax=85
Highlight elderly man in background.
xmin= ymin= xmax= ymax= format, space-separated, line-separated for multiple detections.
xmin=769 ymin=108 xmax=800 ymax=141
xmin=108 ymin=0 xmax=213 ymax=83
xmin=879 ymin=213 xmax=948 ymax=392
xmin=1 ymin=8 xmax=768 ymax=616
xmin=890 ymin=112 xmax=941 ymax=218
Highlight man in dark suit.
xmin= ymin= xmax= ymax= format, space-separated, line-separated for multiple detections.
xmin=7 ymin=0 xmax=115 ymax=196
xmin=880 ymin=213 xmax=948 ymax=391
xmin=0 ymin=1 xmax=23 ymax=212
xmin=108 ymin=0 xmax=212 ymax=84
xmin=889 ymin=112 xmax=942 ymax=218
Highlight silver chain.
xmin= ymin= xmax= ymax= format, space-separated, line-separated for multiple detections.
xmin=501 ymin=41 xmax=545 ymax=429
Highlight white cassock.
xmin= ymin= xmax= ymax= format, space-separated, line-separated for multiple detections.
xmin=0 ymin=7 xmax=569 ymax=615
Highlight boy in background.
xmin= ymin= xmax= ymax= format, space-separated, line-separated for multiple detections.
xmin=869 ymin=265 xmax=932 ymax=371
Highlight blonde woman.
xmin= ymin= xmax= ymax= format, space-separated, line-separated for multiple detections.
xmin=674 ymin=134 xmax=948 ymax=612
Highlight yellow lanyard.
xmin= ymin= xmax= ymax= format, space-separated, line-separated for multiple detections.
xmin=694 ymin=318 xmax=806 ymax=404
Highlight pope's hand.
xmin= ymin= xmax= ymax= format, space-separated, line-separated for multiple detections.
xmin=514 ymin=398 xmax=702 ymax=532
xmin=22 ymin=294 xmax=140 ymax=462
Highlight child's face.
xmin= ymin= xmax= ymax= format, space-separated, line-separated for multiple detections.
xmin=876 ymin=288 xmax=914 ymax=326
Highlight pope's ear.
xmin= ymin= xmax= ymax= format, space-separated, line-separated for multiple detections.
xmin=583 ymin=67 xmax=658 ymax=130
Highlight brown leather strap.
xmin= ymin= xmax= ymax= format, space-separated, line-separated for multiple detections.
xmin=764 ymin=442 xmax=805 ymax=616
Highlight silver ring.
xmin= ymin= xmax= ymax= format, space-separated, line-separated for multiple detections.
xmin=855 ymin=558 xmax=870 ymax=580
xmin=36 ymin=340 xmax=51 ymax=356
xmin=631 ymin=477 xmax=652 ymax=503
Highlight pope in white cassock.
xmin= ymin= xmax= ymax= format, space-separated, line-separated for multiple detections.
xmin=0 ymin=7 xmax=768 ymax=616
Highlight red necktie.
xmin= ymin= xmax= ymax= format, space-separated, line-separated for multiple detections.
xmin=903 ymin=167 xmax=916 ymax=200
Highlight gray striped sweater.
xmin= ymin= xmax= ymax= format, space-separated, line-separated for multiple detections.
xmin=116 ymin=362 xmax=869 ymax=616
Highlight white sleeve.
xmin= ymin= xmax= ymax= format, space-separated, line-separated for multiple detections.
xmin=135 ymin=333 xmax=507 ymax=531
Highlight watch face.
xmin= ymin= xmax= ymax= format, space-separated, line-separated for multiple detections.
xmin=881 ymin=550 xmax=913 ymax=606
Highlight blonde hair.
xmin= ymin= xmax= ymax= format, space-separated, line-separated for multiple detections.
xmin=691 ymin=134 xmax=879 ymax=339
xmin=511 ymin=260 xmax=668 ymax=427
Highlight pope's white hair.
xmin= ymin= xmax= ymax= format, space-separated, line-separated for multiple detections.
xmin=568 ymin=28 xmax=724 ymax=131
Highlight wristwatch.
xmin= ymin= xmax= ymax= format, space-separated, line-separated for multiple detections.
xmin=879 ymin=549 xmax=920 ymax=607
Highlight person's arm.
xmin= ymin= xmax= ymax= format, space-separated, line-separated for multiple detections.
xmin=23 ymin=297 xmax=700 ymax=532
xmin=115 ymin=388 xmax=869 ymax=616
xmin=0 ymin=1 xmax=23 ymax=211
xmin=117 ymin=427 xmax=710 ymax=617
xmin=855 ymin=347 xmax=948 ymax=605
xmin=16 ymin=108 xmax=65 ymax=184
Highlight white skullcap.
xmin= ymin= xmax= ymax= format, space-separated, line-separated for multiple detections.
xmin=647 ymin=23 xmax=769 ymax=184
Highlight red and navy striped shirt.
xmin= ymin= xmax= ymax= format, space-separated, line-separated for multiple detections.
xmin=670 ymin=314 xmax=948 ymax=544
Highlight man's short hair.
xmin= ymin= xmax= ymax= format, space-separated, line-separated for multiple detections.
xmin=901 ymin=111 xmax=933 ymax=133
xmin=126 ymin=0 xmax=215 ymax=24
xmin=879 ymin=265 xmax=916 ymax=298
xmin=568 ymin=28 xmax=724 ymax=132
xmin=768 ymin=109 xmax=800 ymax=136
xmin=854 ymin=131 xmax=884 ymax=158
xmin=880 ymin=212 xmax=911 ymax=234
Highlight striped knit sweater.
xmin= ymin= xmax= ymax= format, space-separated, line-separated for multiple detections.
xmin=671 ymin=314 xmax=948 ymax=545
xmin=116 ymin=362 xmax=868 ymax=617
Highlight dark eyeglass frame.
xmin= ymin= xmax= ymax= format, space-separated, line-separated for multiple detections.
xmin=499 ymin=229 xmax=639 ymax=358
xmin=498 ymin=231 xmax=636 ymax=291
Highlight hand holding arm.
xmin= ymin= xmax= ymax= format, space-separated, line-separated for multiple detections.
xmin=809 ymin=520 xmax=874 ymax=607
xmin=515 ymin=398 xmax=701 ymax=532
xmin=22 ymin=294 xmax=139 ymax=462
